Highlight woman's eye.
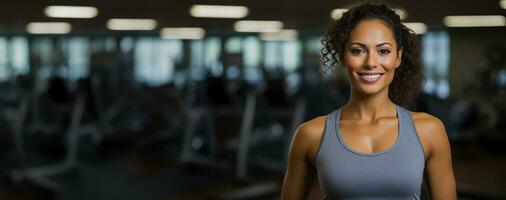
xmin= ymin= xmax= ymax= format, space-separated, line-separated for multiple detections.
xmin=351 ymin=49 xmax=364 ymax=54
xmin=379 ymin=49 xmax=391 ymax=55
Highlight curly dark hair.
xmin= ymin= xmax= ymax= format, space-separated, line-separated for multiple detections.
xmin=321 ymin=2 xmax=424 ymax=109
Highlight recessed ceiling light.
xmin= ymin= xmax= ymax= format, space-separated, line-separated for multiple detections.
xmin=26 ymin=22 xmax=72 ymax=34
xmin=106 ymin=19 xmax=157 ymax=30
xmin=403 ymin=22 xmax=428 ymax=34
xmin=330 ymin=9 xmax=348 ymax=20
xmin=234 ymin=20 xmax=283 ymax=33
xmin=330 ymin=8 xmax=407 ymax=20
xmin=259 ymin=29 xmax=298 ymax=41
xmin=444 ymin=15 xmax=506 ymax=27
xmin=160 ymin=27 xmax=205 ymax=40
xmin=394 ymin=8 xmax=408 ymax=20
xmin=190 ymin=5 xmax=248 ymax=18
xmin=44 ymin=6 xmax=98 ymax=18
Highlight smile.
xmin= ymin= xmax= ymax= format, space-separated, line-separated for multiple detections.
xmin=358 ymin=73 xmax=384 ymax=83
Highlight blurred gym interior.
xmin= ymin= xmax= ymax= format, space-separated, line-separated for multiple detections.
xmin=0 ymin=0 xmax=505 ymax=199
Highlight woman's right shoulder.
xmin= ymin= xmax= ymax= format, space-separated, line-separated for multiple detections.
xmin=291 ymin=115 xmax=327 ymax=163
xmin=296 ymin=116 xmax=327 ymax=139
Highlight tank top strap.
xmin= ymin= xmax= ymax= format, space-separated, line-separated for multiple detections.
xmin=397 ymin=106 xmax=415 ymax=140
xmin=315 ymin=109 xmax=341 ymax=162
xmin=396 ymin=105 xmax=426 ymax=157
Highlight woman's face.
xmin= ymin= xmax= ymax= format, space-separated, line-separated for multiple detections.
xmin=343 ymin=19 xmax=402 ymax=96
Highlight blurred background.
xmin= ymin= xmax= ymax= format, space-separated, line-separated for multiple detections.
xmin=0 ymin=0 xmax=505 ymax=199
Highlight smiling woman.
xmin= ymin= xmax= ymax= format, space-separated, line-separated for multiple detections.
xmin=322 ymin=3 xmax=424 ymax=109
xmin=281 ymin=2 xmax=456 ymax=200
xmin=344 ymin=19 xmax=402 ymax=95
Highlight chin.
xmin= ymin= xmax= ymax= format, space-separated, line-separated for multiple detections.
xmin=353 ymin=83 xmax=388 ymax=96
xmin=359 ymin=87 xmax=384 ymax=95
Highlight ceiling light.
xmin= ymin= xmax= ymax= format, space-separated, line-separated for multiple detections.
xmin=190 ymin=5 xmax=248 ymax=18
xmin=444 ymin=15 xmax=506 ymax=27
xmin=107 ymin=19 xmax=157 ymax=30
xmin=44 ymin=6 xmax=98 ymax=18
xmin=234 ymin=20 xmax=283 ymax=33
xmin=402 ymin=22 xmax=427 ymax=34
xmin=330 ymin=9 xmax=348 ymax=20
xmin=259 ymin=29 xmax=298 ymax=41
xmin=160 ymin=27 xmax=205 ymax=40
xmin=394 ymin=8 xmax=408 ymax=20
xmin=331 ymin=8 xmax=407 ymax=20
xmin=26 ymin=22 xmax=71 ymax=34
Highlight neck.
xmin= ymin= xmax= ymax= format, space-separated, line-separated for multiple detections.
xmin=342 ymin=87 xmax=396 ymax=123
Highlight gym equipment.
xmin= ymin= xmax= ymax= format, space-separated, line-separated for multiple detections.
xmin=10 ymin=91 xmax=86 ymax=190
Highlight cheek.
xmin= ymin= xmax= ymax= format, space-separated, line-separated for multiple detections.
xmin=383 ymin=68 xmax=397 ymax=85
xmin=343 ymin=55 xmax=363 ymax=68
xmin=380 ymin=55 xmax=400 ymax=70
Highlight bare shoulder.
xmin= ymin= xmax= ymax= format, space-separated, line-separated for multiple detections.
xmin=411 ymin=112 xmax=446 ymax=133
xmin=291 ymin=116 xmax=327 ymax=163
xmin=297 ymin=116 xmax=326 ymax=139
xmin=410 ymin=112 xmax=449 ymax=159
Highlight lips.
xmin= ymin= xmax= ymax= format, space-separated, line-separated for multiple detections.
xmin=358 ymin=72 xmax=384 ymax=83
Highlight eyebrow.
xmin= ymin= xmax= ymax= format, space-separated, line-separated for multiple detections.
xmin=349 ymin=42 xmax=392 ymax=47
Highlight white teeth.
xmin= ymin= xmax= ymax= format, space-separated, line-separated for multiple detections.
xmin=360 ymin=73 xmax=381 ymax=81
xmin=364 ymin=74 xmax=380 ymax=78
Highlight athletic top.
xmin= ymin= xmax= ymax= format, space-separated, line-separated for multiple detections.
xmin=315 ymin=105 xmax=425 ymax=200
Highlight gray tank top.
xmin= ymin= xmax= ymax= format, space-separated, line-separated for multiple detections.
xmin=315 ymin=105 xmax=425 ymax=200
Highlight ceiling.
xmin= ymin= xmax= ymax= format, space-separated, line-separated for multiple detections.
xmin=0 ymin=0 xmax=505 ymax=34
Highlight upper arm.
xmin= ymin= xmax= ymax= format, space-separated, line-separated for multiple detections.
xmin=281 ymin=117 xmax=325 ymax=200
xmin=413 ymin=113 xmax=457 ymax=200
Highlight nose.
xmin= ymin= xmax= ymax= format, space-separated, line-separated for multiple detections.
xmin=365 ymin=52 xmax=379 ymax=69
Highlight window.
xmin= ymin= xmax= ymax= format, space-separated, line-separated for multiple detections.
xmin=243 ymin=37 xmax=261 ymax=83
xmin=0 ymin=37 xmax=9 ymax=81
xmin=204 ymin=37 xmax=222 ymax=76
xmin=68 ymin=37 xmax=90 ymax=79
xmin=134 ymin=38 xmax=182 ymax=86
xmin=422 ymin=31 xmax=450 ymax=98
xmin=10 ymin=37 xmax=29 ymax=76
xmin=282 ymin=41 xmax=302 ymax=72
xmin=264 ymin=41 xmax=280 ymax=71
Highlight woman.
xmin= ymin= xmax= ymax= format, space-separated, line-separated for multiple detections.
xmin=281 ymin=2 xmax=456 ymax=200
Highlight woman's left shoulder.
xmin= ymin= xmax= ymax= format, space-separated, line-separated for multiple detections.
xmin=410 ymin=111 xmax=446 ymax=132
xmin=409 ymin=111 xmax=450 ymax=158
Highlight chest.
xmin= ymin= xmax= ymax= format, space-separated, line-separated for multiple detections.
xmin=338 ymin=119 xmax=399 ymax=154
xmin=316 ymin=153 xmax=425 ymax=199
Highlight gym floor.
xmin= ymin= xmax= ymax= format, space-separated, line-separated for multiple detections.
xmin=1 ymin=139 xmax=505 ymax=200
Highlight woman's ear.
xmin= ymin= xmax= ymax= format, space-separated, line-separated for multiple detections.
xmin=395 ymin=48 xmax=403 ymax=68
